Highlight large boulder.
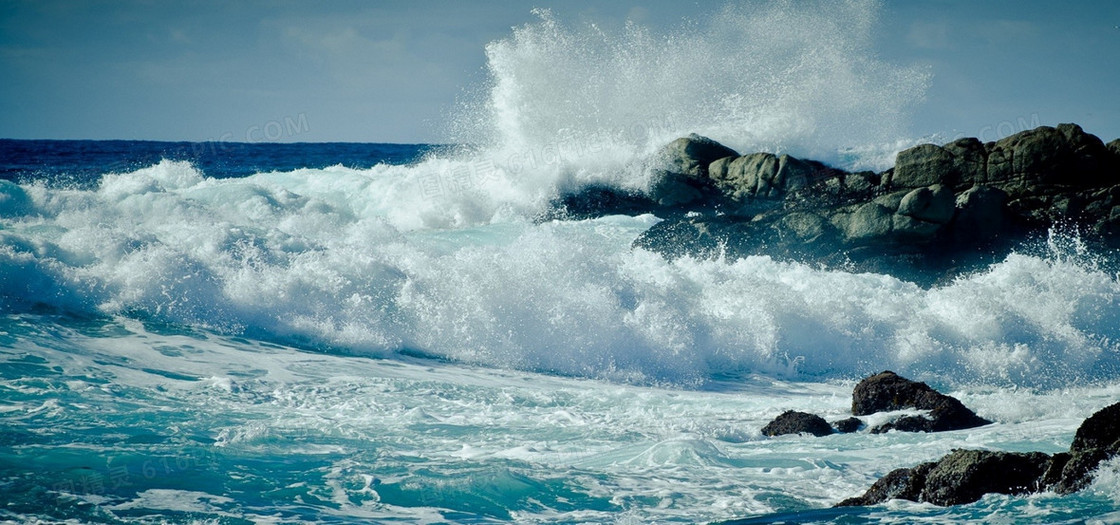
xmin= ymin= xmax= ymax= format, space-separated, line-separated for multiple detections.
xmin=852 ymin=371 xmax=991 ymax=433
xmin=921 ymin=450 xmax=1050 ymax=506
xmin=708 ymin=152 xmax=835 ymax=202
xmin=761 ymin=410 xmax=834 ymax=437
xmin=837 ymin=402 xmax=1120 ymax=508
xmin=837 ymin=451 xmax=1051 ymax=507
xmin=657 ymin=134 xmax=739 ymax=179
xmin=892 ymin=138 xmax=982 ymax=189
xmin=986 ymin=123 xmax=1116 ymax=189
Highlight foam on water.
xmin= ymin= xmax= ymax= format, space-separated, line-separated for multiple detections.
xmin=2 ymin=158 xmax=1119 ymax=389
xmin=2 ymin=316 xmax=1118 ymax=523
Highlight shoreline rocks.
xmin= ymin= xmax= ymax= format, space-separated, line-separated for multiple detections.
xmin=836 ymin=401 xmax=1120 ymax=507
xmin=760 ymin=371 xmax=990 ymax=439
xmin=546 ymin=124 xmax=1120 ymax=286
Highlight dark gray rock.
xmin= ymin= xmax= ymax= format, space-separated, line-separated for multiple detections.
xmin=897 ymin=185 xmax=955 ymax=225
xmin=952 ymin=185 xmax=1008 ymax=243
xmin=832 ymin=417 xmax=863 ymax=434
xmin=1108 ymin=138 xmax=1120 ymax=159
xmin=852 ymin=371 xmax=991 ymax=433
xmin=836 ymin=450 xmax=1050 ymax=507
xmin=921 ymin=450 xmax=1051 ymax=506
xmin=761 ymin=410 xmax=834 ymax=437
xmin=835 ymin=462 xmax=934 ymax=507
xmin=1051 ymin=402 xmax=1120 ymax=494
xmin=620 ymin=124 xmax=1120 ymax=286
xmin=837 ymin=402 xmax=1120 ymax=508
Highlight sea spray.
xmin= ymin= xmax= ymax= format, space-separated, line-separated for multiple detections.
xmin=4 ymin=162 xmax=1119 ymax=388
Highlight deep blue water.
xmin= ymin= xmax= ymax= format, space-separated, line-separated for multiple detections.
xmin=0 ymin=139 xmax=439 ymax=186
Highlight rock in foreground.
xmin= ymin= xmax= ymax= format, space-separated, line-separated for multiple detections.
xmin=837 ymin=402 xmax=1120 ymax=507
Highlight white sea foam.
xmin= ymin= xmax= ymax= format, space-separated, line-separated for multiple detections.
xmin=4 ymin=160 xmax=1120 ymax=389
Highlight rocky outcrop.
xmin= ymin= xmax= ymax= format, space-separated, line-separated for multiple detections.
xmin=1051 ymin=401 xmax=1120 ymax=494
xmin=852 ymin=371 xmax=991 ymax=433
xmin=760 ymin=371 xmax=987 ymax=441
xmin=548 ymin=123 xmax=1120 ymax=285
xmin=761 ymin=410 xmax=834 ymax=437
xmin=837 ymin=450 xmax=1051 ymax=507
xmin=837 ymin=402 xmax=1120 ymax=507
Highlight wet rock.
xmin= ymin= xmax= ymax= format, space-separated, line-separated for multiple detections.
xmin=761 ymin=410 xmax=834 ymax=437
xmin=622 ymin=125 xmax=1120 ymax=286
xmin=839 ymin=451 xmax=1050 ymax=507
xmin=837 ymin=402 xmax=1120 ymax=508
xmin=920 ymin=450 xmax=1050 ymax=506
xmin=1051 ymin=401 xmax=1120 ymax=494
xmin=832 ymin=417 xmax=863 ymax=434
xmin=852 ymin=371 xmax=991 ymax=433
xmin=835 ymin=462 xmax=934 ymax=507
xmin=657 ymin=133 xmax=739 ymax=179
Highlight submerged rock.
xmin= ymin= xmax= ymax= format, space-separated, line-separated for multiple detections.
xmin=761 ymin=410 xmax=834 ymax=437
xmin=852 ymin=371 xmax=991 ymax=433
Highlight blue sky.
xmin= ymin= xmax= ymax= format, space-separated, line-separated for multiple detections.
xmin=1 ymin=1 xmax=1117 ymax=145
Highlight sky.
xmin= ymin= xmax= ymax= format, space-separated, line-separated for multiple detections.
xmin=1 ymin=0 xmax=1118 ymax=145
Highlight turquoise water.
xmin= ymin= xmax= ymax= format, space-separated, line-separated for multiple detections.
xmin=3 ymin=313 xmax=1119 ymax=523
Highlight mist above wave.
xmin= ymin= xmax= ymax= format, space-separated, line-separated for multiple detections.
xmin=453 ymin=1 xmax=928 ymax=169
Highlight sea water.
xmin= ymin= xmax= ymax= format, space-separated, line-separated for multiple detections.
xmin=2 ymin=2 xmax=1120 ymax=523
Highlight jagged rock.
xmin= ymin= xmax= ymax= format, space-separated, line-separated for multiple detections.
xmin=761 ymin=410 xmax=834 ymax=437
xmin=832 ymin=417 xmax=863 ymax=434
xmin=852 ymin=371 xmax=991 ymax=433
xmin=1108 ymin=138 xmax=1120 ymax=159
xmin=623 ymin=125 xmax=1120 ymax=286
xmin=1052 ymin=402 xmax=1120 ymax=494
xmin=986 ymin=123 xmax=1116 ymax=188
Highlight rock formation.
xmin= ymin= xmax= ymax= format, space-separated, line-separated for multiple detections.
xmin=760 ymin=410 xmax=835 ymax=437
xmin=837 ymin=402 xmax=1120 ymax=507
xmin=545 ymin=124 xmax=1120 ymax=286
xmin=852 ymin=371 xmax=991 ymax=433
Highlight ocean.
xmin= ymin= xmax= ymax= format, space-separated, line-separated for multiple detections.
xmin=3 ymin=3 xmax=1120 ymax=524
